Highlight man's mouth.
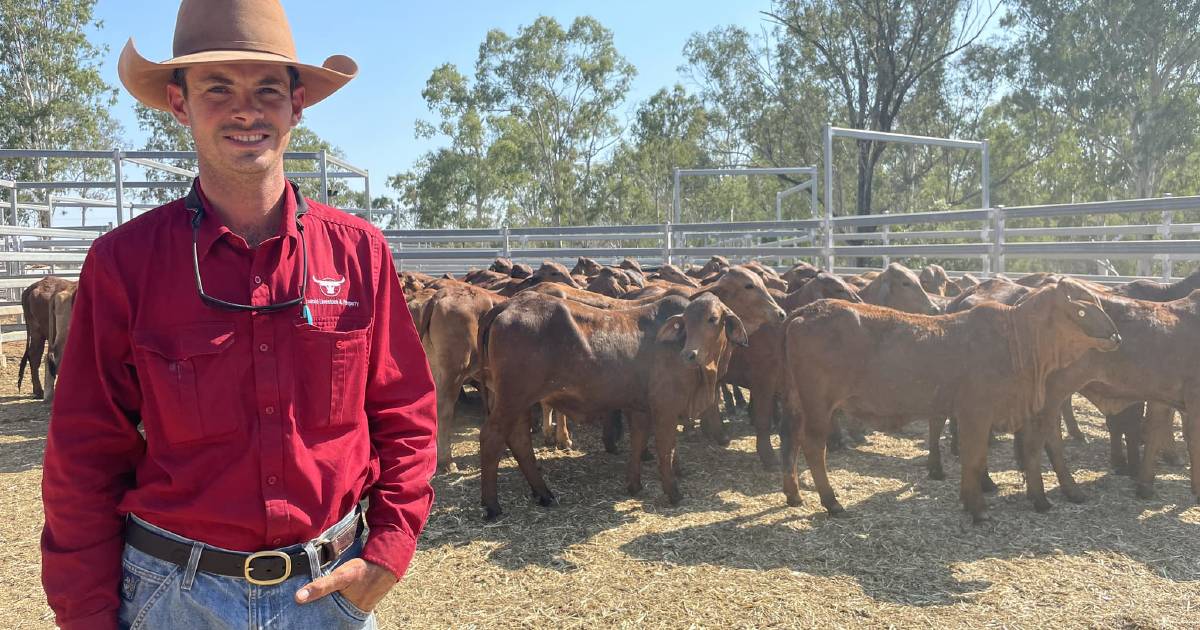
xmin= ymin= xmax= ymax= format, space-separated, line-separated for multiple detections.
xmin=226 ymin=133 xmax=269 ymax=145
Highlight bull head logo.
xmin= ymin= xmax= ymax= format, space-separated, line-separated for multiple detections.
xmin=312 ymin=275 xmax=347 ymax=297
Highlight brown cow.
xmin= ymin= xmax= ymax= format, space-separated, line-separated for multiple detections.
xmin=1114 ymin=268 xmax=1200 ymax=301
xmin=648 ymin=264 xmax=700 ymax=288
xmin=722 ymin=272 xmax=862 ymax=468
xmin=477 ymin=293 xmax=746 ymax=519
xmin=420 ymin=282 xmax=506 ymax=471
xmin=19 ymin=277 xmax=76 ymax=400
xmin=955 ymin=273 xmax=981 ymax=294
xmin=1024 ymin=289 xmax=1200 ymax=502
xmin=688 ymin=255 xmax=730 ymax=279
xmin=919 ymin=264 xmax=952 ymax=296
xmin=43 ymin=282 xmax=79 ymax=404
xmin=782 ymin=262 xmax=821 ymax=292
xmin=490 ymin=257 xmax=515 ymax=274
xmin=858 ymin=263 xmax=941 ymax=315
xmin=781 ymin=279 xmax=1120 ymax=521
xmin=510 ymin=263 xmax=533 ymax=279
xmin=492 ymin=261 xmax=582 ymax=296
xmin=618 ymin=258 xmax=643 ymax=273
xmin=571 ymin=256 xmax=604 ymax=277
xmin=585 ymin=267 xmax=632 ymax=297
xmin=464 ymin=269 xmax=509 ymax=287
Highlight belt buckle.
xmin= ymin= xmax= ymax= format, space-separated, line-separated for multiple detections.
xmin=244 ymin=550 xmax=292 ymax=586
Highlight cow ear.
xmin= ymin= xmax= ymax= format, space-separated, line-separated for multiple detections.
xmin=656 ymin=315 xmax=685 ymax=344
xmin=723 ymin=308 xmax=749 ymax=347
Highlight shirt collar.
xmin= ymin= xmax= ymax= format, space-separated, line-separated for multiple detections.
xmin=185 ymin=178 xmax=307 ymax=262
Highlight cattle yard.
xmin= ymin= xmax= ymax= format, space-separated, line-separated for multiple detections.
xmin=1 ymin=354 xmax=1198 ymax=628
xmin=5 ymin=136 xmax=1200 ymax=629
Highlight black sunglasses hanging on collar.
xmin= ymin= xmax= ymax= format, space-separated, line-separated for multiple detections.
xmin=184 ymin=179 xmax=313 ymax=324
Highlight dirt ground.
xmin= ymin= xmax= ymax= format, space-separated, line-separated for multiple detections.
xmin=3 ymin=339 xmax=1198 ymax=629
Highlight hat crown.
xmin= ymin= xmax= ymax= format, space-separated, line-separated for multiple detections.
xmin=173 ymin=0 xmax=297 ymax=60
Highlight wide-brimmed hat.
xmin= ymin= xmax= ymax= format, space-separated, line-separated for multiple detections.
xmin=118 ymin=0 xmax=357 ymax=111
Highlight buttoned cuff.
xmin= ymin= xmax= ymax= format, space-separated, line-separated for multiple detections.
xmin=360 ymin=526 xmax=417 ymax=582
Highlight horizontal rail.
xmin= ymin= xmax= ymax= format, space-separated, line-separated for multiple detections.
xmin=0 ymin=251 xmax=88 ymax=263
xmin=1002 ymin=195 xmax=1200 ymax=219
xmin=0 ymin=225 xmax=104 ymax=238
xmin=830 ymin=243 xmax=992 ymax=257
xmin=830 ymin=126 xmax=984 ymax=150
xmin=0 ymin=275 xmax=79 ymax=289
xmin=831 ymin=209 xmax=990 ymax=228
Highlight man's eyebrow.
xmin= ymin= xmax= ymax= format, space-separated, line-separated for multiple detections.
xmin=256 ymin=76 xmax=287 ymax=86
xmin=194 ymin=73 xmax=234 ymax=85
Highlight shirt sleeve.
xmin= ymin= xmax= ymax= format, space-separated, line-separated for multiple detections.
xmin=41 ymin=241 xmax=145 ymax=630
xmin=359 ymin=233 xmax=437 ymax=581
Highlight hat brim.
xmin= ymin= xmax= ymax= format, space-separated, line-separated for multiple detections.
xmin=118 ymin=38 xmax=356 ymax=111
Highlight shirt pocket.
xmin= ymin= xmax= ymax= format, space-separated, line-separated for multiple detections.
xmin=293 ymin=319 xmax=371 ymax=430
xmin=132 ymin=322 xmax=240 ymax=445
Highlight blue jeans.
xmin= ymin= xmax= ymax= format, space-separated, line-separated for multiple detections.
xmin=118 ymin=509 xmax=376 ymax=629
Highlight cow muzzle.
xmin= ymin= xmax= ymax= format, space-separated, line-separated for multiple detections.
xmin=682 ymin=349 xmax=699 ymax=363
xmin=1099 ymin=332 xmax=1121 ymax=351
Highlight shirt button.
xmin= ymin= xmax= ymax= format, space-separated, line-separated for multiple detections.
xmin=254 ymin=275 xmax=263 ymax=284
xmin=264 ymin=406 xmax=275 ymax=415
xmin=259 ymin=343 xmax=269 ymax=352
xmin=266 ymin=475 xmax=278 ymax=486
xmin=335 ymin=341 xmax=344 ymax=349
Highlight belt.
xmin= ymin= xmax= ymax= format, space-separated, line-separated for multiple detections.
xmin=125 ymin=511 xmax=365 ymax=587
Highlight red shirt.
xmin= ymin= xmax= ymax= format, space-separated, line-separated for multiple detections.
xmin=40 ymin=181 xmax=437 ymax=630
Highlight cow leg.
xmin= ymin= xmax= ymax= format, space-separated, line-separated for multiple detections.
xmin=927 ymin=418 xmax=946 ymax=480
xmin=506 ymin=414 xmax=555 ymax=508
xmin=956 ymin=417 xmax=989 ymax=522
xmin=1185 ymin=398 xmax=1200 ymax=501
xmin=732 ymin=385 xmax=748 ymax=409
xmin=540 ymin=402 xmax=556 ymax=447
xmin=1160 ymin=409 xmax=1183 ymax=466
xmin=557 ymin=415 xmax=574 ymax=450
xmin=720 ymin=383 xmax=736 ymax=413
xmin=948 ymin=418 xmax=960 ymax=456
xmin=752 ymin=381 xmax=779 ymax=470
xmin=1060 ymin=399 xmax=1085 ymax=442
xmin=434 ymin=373 xmax=467 ymax=473
xmin=826 ymin=414 xmax=850 ymax=452
xmin=479 ymin=412 xmax=512 ymax=520
xmin=654 ymin=414 xmax=683 ymax=505
xmin=1135 ymin=402 xmax=1174 ymax=498
xmin=603 ymin=411 xmax=624 ymax=454
xmin=1125 ymin=413 xmax=1142 ymax=477
xmin=625 ymin=412 xmax=651 ymax=496
xmin=801 ymin=418 xmax=843 ymax=515
xmin=1107 ymin=414 xmax=1129 ymax=474
xmin=1043 ymin=415 xmax=1085 ymax=505
xmin=700 ymin=402 xmax=729 ymax=447
xmin=844 ymin=416 xmax=868 ymax=445
xmin=1015 ymin=426 xmax=1051 ymax=512
xmin=780 ymin=400 xmax=808 ymax=507
xmin=28 ymin=332 xmax=46 ymax=399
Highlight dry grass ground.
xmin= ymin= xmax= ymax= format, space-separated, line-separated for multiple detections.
xmin=2 ymin=340 xmax=1198 ymax=628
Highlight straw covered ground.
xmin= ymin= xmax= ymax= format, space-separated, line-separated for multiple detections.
xmin=2 ymin=340 xmax=1199 ymax=628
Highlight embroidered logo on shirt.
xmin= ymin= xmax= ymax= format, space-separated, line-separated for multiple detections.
xmin=313 ymin=275 xmax=347 ymax=297
xmin=310 ymin=274 xmax=360 ymax=308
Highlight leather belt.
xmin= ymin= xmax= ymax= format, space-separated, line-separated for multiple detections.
xmin=125 ymin=511 xmax=364 ymax=586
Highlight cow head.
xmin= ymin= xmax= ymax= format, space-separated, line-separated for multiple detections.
xmin=782 ymin=262 xmax=821 ymax=292
xmin=510 ymin=263 xmax=533 ymax=279
xmin=809 ymin=272 xmax=862 ymax=304
xmin=1050 ymin=278 xmax=1121 ymax=352
xmin=489 ymin=257 xmax=514 ymax=274
xmin=530 ymin=261 xmax=582 ymax=288
xmin=696 ymin=255 xmax=730 ymax=277
xmin=860 ymin=263 xmax=941 ymax=315
xmin=654 ymin=264 xmax=700 ymax=288
xmin=586 ymin=267 xmax=630 ymax=297
xmin=618 ymin=258 xmax=643 ymax=273
xmin=657 ymin=293 xmax=748 ymax=367
xmin=697 ymin=266 xmax=787 ymax=334
xmin=919 ymin=264 xmax=950 ymax=296
xmin=571 ymin=256 xmax=603 ymax=277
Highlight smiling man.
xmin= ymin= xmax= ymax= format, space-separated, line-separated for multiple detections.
xmin=39 ymin=1 xmax=437 ymax=629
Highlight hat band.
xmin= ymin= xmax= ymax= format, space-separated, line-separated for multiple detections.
xmin=175 ymin=39 xmax=296 ymax=60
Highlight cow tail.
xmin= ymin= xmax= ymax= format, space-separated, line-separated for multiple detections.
xmin=475 ymin=302 xmax=505 ymax=418
xmin=417 ymin=292 xmax=437 ymax=343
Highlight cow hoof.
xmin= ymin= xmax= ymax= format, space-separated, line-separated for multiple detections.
xmin=641 ymin=450 xmax=655 ymax=462
xmin=981 ymin=475 xmax=999 ymax=493
xmin=627 ymin=482 xmax=643 ymax=497
xmin=927 ymin=468 xmax=946 ymax=481
xmin=824 ymin=501 xmax=846 ymax=516
xmin=534 ymin=492 xmax=558 ymax=508
xmin=1135 ymin=483 xmax=1156 ymax=499
xmin=666 ymin=488 xmax=683 ymax=505
xmin=785 ymin=494 xmax=803 ymax=507
xmin=1063 ymin=487 xmax=1086 ymax=504
xmin=970 ymin=513 xmax=992 ymax=525
xmin=1032 ymin=497 xmax=1052 ymax=513
xmin=483 ymin=506 xmax=502 ymax=522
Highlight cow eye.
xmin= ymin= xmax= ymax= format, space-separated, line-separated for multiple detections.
xmin=745 ymin=283 xmax=753 ymax=289
xmin=709 ymin=316 xmax=718 ymax=324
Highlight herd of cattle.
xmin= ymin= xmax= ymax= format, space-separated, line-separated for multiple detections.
xmin=13 ymin=252 xmax=1199 ymax=524
xmin=402 ymin=255 xmax=1200 ymax=523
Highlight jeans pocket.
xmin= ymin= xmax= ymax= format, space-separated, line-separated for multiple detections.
xmin=330 ymin=591 xmax=373 ymax=621
xmin=118 ymin=558 xmax=179 ymax=630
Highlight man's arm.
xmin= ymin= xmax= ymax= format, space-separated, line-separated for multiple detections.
xmin=356 ymin=231 xmax=437 ymax=579
xmin=41 ymin=242 xmax=145 ymax=630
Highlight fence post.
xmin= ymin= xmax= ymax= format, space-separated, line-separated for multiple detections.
xmin=881 ymin=224 xmax=890 ymax=266
xmin=989 ymin=205 xmax=1005 ymax=276
xmin=318 ymin=150 xmax=330 ymax=205
xmin=662 ymin=221 xmax=673 ymax=266
xmin=501 ymin=225 xmax=511 ymax=259
xmin=1160 ymin=206 xmax=1173 ymax=282
xmin=672 ymin=169 xmax=681 ymax=224
xmin=364 ymin=171 xmax=372 ymax=224
xmin=113 ymin=149 xmax=125 ymax=225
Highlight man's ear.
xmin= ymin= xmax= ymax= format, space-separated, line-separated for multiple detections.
xmin=166 ymin=83 xmax=190 ymax=127
xmin=291 ymin=85 xmax=306 ymax=127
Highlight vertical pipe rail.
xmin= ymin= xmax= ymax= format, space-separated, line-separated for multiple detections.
xmin=989 ymin=206 xmax=1005 ymax=276
xmin=823 ymin=124 xmax=835 ymax=271
xmin=1160 ymin=208 xmax=1173 ymax=281
xmin=662 ymin=221 xmax=673 ymax=266
xmin=319 ymin=150 xmax=330 ymax=205
xmin=881 ymin=225 xmax=890 ymax=266
xmin=113 ymin=149 xmax=126 ymax=225
xmin=981 ymin=140 xmax=991 ymax=215
xmin=501 ymin=225 xmax=511 ymax=259
xmin=672 ymin=169 xmax=681 ymax=224
xmin=364 ymin=171 xmax=372 ymax=224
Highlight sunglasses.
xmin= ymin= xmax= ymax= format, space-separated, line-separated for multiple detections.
xmin=184 ymin=180 xmax=313 ymax=324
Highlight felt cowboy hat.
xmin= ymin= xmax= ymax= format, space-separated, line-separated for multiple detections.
xmin=118 ymin=0 xmax=357 ymax=112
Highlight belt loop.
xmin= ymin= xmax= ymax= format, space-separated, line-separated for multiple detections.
xmin=304 ymin=541 xmax=322 ymax=580
xmin=181 ymin=541 xmax=204 ymax=591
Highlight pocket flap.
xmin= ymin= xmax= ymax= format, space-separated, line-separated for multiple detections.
xmin=133 ymin=323 xmax=236 ymax=360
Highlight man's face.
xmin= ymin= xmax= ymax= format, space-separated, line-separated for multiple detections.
xmin=166 ymin=63 xmax=305 ymax=178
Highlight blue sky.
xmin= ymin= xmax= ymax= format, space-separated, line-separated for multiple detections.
xmin=89 ymin=1 xmax=774 ymax=202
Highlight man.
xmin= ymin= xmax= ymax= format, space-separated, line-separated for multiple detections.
xmin=40 ymin=1 xmax=437 ymax=628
